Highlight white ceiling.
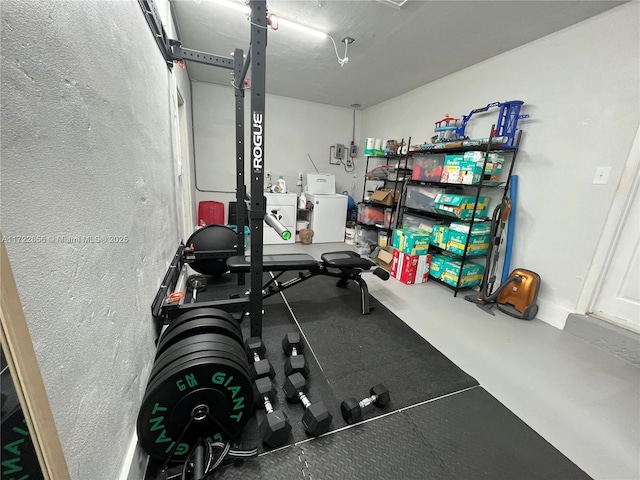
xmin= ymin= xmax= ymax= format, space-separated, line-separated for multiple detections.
xmin=170 ymin=0 xmax=625 ymax=109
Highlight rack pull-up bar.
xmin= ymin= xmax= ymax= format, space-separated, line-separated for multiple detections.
xmin=169 ymin=40 xmax=234 ymax=70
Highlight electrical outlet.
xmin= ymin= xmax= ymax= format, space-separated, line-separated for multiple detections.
xmin=593 ymin=167 xmax=611 ymax=185
xmin=346 ymin=158 xmax=353 ymax=167
xmin=266 ymin=170 xmax=271 ymax=178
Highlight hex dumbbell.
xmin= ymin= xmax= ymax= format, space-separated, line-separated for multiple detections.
xmin=340 ymin=384 xmax=390 ymax=424
xmin=282 ymin=332 xmax=310 ymax=378
xmin=253 ymin=377 xmax=292 ymax=447
xmin=244 ymin=337 xmax=275 ymax=380
xmin=283 ymin=373 xmax=332 ymax=436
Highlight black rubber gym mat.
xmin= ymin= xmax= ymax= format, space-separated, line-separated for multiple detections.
xmin=213 ymin=387 xmax=591 ymax=480
xmin=192 ymin=272 xmax=287 ymax=307
xmin=237 ymin=302 xmax=341 ymax=450
xmin=145 ymin=271 xmax=590 ymax=479
xmin=283 ymin=275 xmax=478 ymax=407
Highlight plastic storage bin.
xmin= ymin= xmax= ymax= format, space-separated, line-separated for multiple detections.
xmin=401 ymin=214 xmax=440 ymax=234
xmin=355 ymin=225 xmax=378 ymax=247
xmin=412 ymin=154 xmax=446 ymax=182
xmin=198 ymin=201 xmax=225 ymax=226
xmin=357 ymin=204 xmax=386 ymax=225
xmin=404 ymin=186 xmax=441 ymax=213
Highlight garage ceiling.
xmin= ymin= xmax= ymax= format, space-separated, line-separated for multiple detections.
xmin=170 ymin=0 xmax=624 ymax=109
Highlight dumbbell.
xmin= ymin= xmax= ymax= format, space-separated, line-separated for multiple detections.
xmin=187 ymin=275 xmax=207 ymax=303
xmin=340 ymin=384 xmax=390 ymax=424
xmin=245 ymin=337 xmax=275 ymax=380
xmin=253 ymin=377 xmax=292 ymax=447
xmin=283 ymin=373 xmax=332 ymax=436
xmin=282 ymin=332 xmax=310 ymax=378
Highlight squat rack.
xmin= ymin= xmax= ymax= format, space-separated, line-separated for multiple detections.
xmin=148 ymin=0 xmax=272 ymax=338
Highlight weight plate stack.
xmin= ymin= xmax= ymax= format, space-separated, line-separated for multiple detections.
xmin=137 ymin=308 xmax=253 ymax=463
xmin=1 ymin=406 xmax=43 ymax=480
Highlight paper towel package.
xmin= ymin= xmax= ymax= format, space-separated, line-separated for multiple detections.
xmin=305 ymin=173 xmax=335 ymax=194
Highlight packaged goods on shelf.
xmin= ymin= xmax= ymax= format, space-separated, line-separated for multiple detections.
xmin=441 ymin=153 xmax=505 ymax=185
xmin=430 ymin=225 xmax=449 ymax=249
xmin=429 ymin=253 xmax=454 ymax=280
xmin=391 ymin=249 xmax=432 ymax=285
xmin=378 ymin=231 xmax=389 ymax=248
xmin=440 ymin=259 xmax=485 ymax=288
xmin=405 ymin=185 xmax=441 ymax=212
xmin=412 ymin=154 xmax=445 ymax=182
xmin=357 ymin=204 xmax=385 ymax=225
xmin=392 ymin=229 xmax=431 ymax=256
xmin=446 ymin=222 xmax=491 ymax=256
xmin=401 ymin=214 xmax=440 ymax=234
xmin=463 ymin=151 xmax=504 ymax=181
xmin=433 ymin=194 xmax=490 ymax=219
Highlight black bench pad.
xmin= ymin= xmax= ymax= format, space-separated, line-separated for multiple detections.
xmin=227 ymin=254 xmax=319 ymax=272
xmin=321 ymin=250 xmax=376 ymax=269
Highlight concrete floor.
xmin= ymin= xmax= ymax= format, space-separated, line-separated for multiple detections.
xmin=264 ymin=241 xmax=640 ymax=480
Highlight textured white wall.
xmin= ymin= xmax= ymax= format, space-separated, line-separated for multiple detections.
xmin=0 ymin=1 xmax=183 ymax=478
xmin=360 ymin=3 xmax=639 ymax=329
xmin=192 ymin=81 xmax=361 ymax=219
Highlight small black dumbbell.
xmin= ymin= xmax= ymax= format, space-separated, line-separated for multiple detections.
xmin=283 ymin=373 xmax=332 ymax=436
xmin=245 ymin=337 xmax=275 ymax=380
xmin=187 ymin=275 xmax=207 ymax=303
xmin=282 ymin=332 xmax=310 ymax=378
xmin=340 ymin=384 xmax=390 ymax=424
xmin=253 ymin=377 xmax=292 ymax=447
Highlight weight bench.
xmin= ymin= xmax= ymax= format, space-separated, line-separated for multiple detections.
xmin=227 ymin=251 xmax=390 ymax=315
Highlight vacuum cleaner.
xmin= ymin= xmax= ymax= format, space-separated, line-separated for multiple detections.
xmin=465 ymin=196 xmax=540 ymax=320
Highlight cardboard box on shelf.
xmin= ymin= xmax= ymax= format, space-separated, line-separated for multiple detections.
xmin=392 ymin=229 xmax=430 ymax=256
xmin=369 ymin=189 xmax=401 ymax=206
xmin=391 ymin=249 xmax=432 ymax=285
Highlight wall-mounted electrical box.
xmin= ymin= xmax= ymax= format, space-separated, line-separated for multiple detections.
xmin=333 ymin=144 xmax=345 ymax=160
xmin=350 ymin=141 xmax=357 ymax=158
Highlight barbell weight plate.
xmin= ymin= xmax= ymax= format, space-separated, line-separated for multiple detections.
xmin=156 ymin=317 xmax=243 ymax=359
xmin=148 ymin=335 xmax=249 ymax=387
xmin=1 ymin=406 xmax=43 ymax=480
xmin=144 ymin=347 xmax=248 ymax=404
xmin=155 ymin=332 xmax=249 ymax=374
xmin=137 ymin=355 xmax=253 ymax=462
xmin=161 ymin=308 xmax=241 ymax=341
